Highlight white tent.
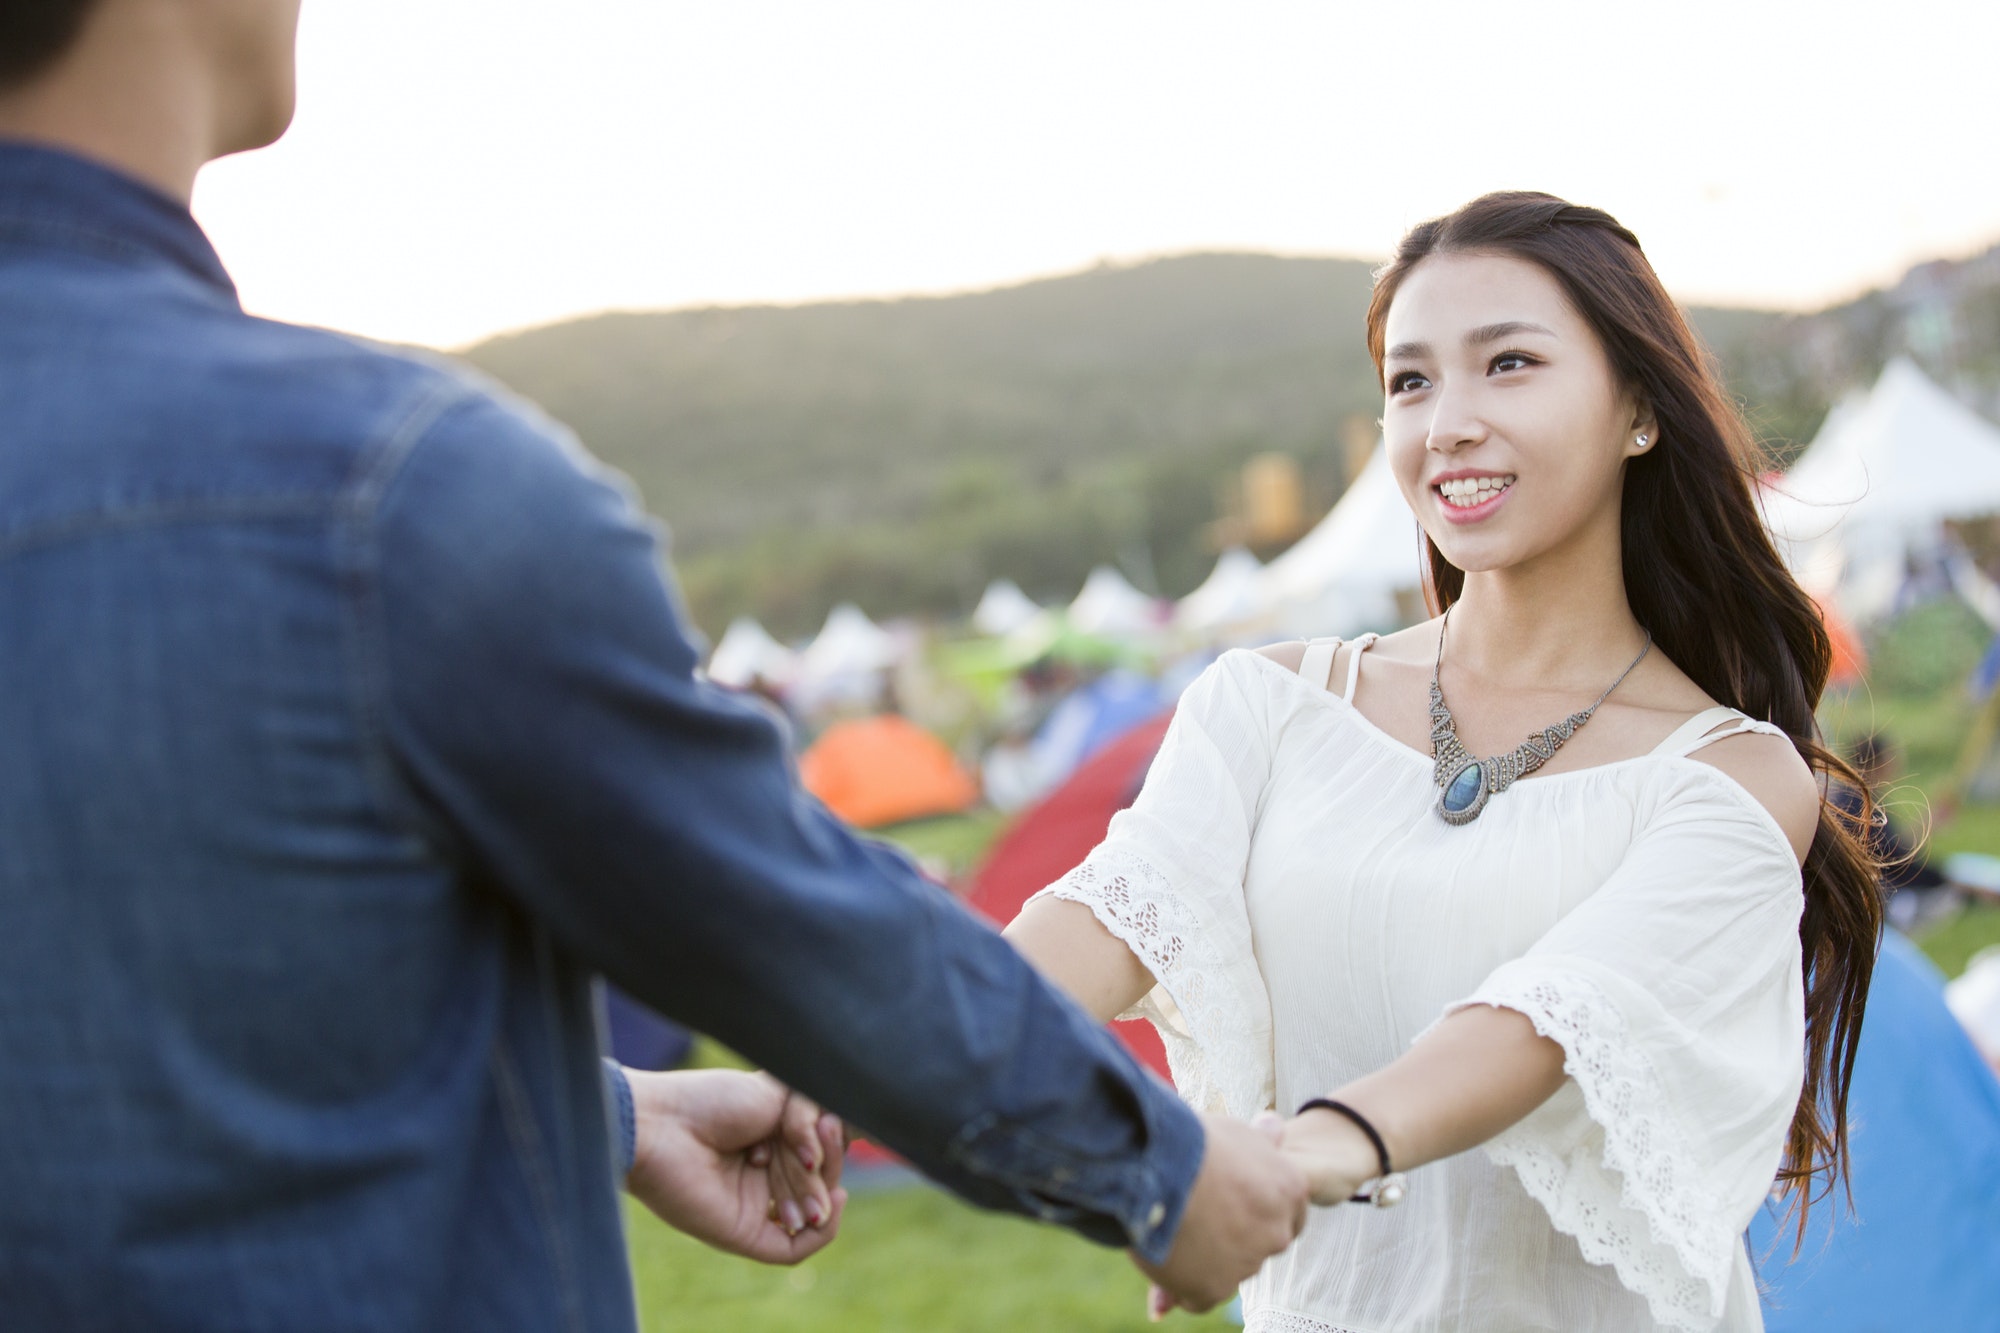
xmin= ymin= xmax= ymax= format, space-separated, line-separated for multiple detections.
xmin=799 ymin=603 xmax=899 ymax=678
xmin=1250 ymin=443 xmax=1426 ymax=637
xmin=1175 ymin=547 xmax=1263 ymax=634
xmin=792 ymin=603 xmax=901 ymax=712
xmin=972 ymin=579 xmax=1043 ymax=637
xmin=1765 ymin=358 xmax=2000 ymax=622
xmin=706 ymin=616 xmax=797 ymax=689
xmin=1068 ymin=565 xmax=1162 ymax=638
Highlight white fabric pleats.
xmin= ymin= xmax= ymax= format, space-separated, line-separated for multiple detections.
xmin=1029 ymin=649 xmax=1805 ymax=1333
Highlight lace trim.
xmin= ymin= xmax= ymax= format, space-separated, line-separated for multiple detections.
xmin=1446 ymin=973 xmax=1734 ymax=1332
xmin=1028 ymin=849 xmax=1270 ymax=1118
xmin=1244 ymin=1309 xmax=1372 ymax=1333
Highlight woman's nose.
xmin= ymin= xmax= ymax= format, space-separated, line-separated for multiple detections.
xmin=1423 ymin=384 xmax=1487 ymax=454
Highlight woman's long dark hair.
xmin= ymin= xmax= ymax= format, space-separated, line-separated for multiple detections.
xmin=1365 ymin=192 xmax=1884 ymax=1235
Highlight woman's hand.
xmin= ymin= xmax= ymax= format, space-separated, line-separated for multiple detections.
xmin=752 ymin=1083 xmax=845 ymax=1239
xmin=1278 ymin=1105 xmax=1382 ymax=1207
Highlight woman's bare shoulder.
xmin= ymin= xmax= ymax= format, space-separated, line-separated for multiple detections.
xmin=1251 ymin=624 xmax=1439 ymax=696
xmin=1631 ymin=651 xmax=1816 ymax=861
xmin=1691 ymin=729 xmax=1820 ymax=865
xmin=1366 ymin=621 xmax=1444 ymax=663
xmin=1252 ymin=640 xmax=1308 ymax=672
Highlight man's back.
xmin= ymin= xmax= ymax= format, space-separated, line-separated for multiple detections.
xmin=0 ymin=140 xmax=637 ymax=1332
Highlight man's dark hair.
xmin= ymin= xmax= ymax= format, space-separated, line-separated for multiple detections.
xmin=0 ymin=0 xmax=100 ymax=91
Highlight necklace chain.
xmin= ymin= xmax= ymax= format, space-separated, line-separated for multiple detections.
xmin=1429 ymin=608 xmax=1653 ymax=823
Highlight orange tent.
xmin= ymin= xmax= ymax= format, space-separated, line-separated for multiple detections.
xmin=1818 ymin=597 xmax=1867 ymax=686
xmin=799 ymin=715 xmax=979 ymax=829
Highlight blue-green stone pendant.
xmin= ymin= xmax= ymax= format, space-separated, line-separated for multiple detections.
xmin=1438 ymin=759 xmax=1489 ymax=824
xmin=1426 ymin=608 xmax=1652 ymax=827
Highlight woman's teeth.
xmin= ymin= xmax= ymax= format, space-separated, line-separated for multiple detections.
xmin=1437 ymin=475 xmax=1515 ymax=508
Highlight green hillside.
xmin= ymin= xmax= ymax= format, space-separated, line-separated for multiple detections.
xmin=458 ymin=247 xmax=2000 ymax=638
xmin=466 ymin=255 xmax=1379 ymax=546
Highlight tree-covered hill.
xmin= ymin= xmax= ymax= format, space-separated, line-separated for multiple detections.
xmin=464 ymin=253 xmax=1382 ymax=547
xmin=460 ymin=246 xmax=2000 ymax=638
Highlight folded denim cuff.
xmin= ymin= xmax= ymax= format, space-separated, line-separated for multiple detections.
xmin=1128 ymin=1085 xmax=1204 ymax=1265
xmin=941 ymin=1081 xmax=1204 ymax=1266
xmin=603 ymin=1059 xmax=637 ymax=1177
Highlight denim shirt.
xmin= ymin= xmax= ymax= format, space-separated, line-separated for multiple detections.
xmin=0 ymin=142 xmax=1203 ymax=1332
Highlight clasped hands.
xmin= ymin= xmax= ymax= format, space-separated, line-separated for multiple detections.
xmin=1134 ymin=1105 xmax=1383 ymax=1320
xmin=620 ymin=1067 xmax=1379 ymax=1316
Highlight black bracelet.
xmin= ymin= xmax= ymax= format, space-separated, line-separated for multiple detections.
xmin=1296 ymin=1098 xmax=1408 ymax=1207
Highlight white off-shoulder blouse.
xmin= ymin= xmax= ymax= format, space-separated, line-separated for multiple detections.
xmin=1029 ymin=642 xmax=1806 ymax=1333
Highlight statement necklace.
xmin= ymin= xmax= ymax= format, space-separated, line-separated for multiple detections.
xmin=1429 ymin=609 xmax=1653 ymax=825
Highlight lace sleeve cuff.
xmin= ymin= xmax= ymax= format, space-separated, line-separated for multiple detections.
xmin=1431 ymin=968 xmax=1739 ymax=1332
xmin=1028 ymin=847 xmax=1273 ymax=1120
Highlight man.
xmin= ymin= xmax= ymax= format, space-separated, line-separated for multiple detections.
xmin=0 ymin=1 xmax=1309 ymax=1329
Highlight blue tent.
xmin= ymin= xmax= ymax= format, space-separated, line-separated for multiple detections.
xmin=1751 ymin=932 xmax=2000 ymax=1330
xmin=1971 ymin=630 xmax=2000 ymax=700
xmin=1030 ymin=669 xmax=1165 ymax=785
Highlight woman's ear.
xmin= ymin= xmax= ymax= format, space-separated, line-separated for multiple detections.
xmin=1624 ymin=406 xmax=1660 ymax=459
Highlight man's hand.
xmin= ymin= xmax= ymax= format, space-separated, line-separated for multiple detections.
xmin=1133 ymin=1111 xmax=1310 ymax=1317
xmin=623 ymin=1068 xmax=847 ymax=1265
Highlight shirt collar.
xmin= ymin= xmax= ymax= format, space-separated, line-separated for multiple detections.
xmin=0 ymin=138 xmax=237 ymax=302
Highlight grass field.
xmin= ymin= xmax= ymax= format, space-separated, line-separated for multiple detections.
xmin=625 ymin=1188 xmax=1236 ymax=1332
xmin=630 ymin=602 xmax=2000 ymax=1330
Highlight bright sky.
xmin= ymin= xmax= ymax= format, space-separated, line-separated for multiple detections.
xmin=191 ymin=0 xmax=2000 ymax=350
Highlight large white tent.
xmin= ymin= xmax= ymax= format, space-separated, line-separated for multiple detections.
xmin=800 ymin=603 xmax=899 ymax=676
xmin=1175 ymin=547 xmax=1263 ymax=634
xmin=792 ymin=603 xmax=903 ymax=713
xmin=1249 ymin=443 xmax=1426 ymax=637
xmin=1765 ymin=358 xmax=2000 ymax=622
xmin=1068 ymin=565 xmax=1161 ymax=638
xmin=972 ymin=579 xmax=1043 ymax=637
xmin=705 ymin=616 xmax=797 ymax=689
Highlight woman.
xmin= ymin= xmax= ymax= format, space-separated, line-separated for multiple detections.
xmin=1006 ymin=193 xmax=1882 ymax=1333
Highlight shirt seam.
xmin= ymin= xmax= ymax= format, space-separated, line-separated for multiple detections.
xmin=0 ymin=494 xmax=329 ymax=564
xmin=490 ymin=1042 xmax=590 ymax=1333
xmin=334 ymin=376 xmax=487 ymax=853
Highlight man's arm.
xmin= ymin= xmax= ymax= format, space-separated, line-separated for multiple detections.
xmin=366 ymin=385 xmax=1303 ymax=1289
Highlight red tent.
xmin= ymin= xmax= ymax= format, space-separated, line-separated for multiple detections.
xmin=967 ymin=710 xmax=1178 ymax=1082
xmin=845 ymin=710 xmax=1174 ymax=1173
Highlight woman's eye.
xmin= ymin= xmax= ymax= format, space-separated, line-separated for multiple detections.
xmin=1491 ymin=352 xmax=1537 ymax=374
xmin=1388 ymin=371 xmax=1429 ymax=395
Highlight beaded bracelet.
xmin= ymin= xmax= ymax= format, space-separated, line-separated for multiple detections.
xmin=1296 ymin=1098 xmax=1408 ymax=1208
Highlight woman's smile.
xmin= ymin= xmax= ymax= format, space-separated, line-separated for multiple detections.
xmin=1432 ymin=470 xmax=1517 ymax=522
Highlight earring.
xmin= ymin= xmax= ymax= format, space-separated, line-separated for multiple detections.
xmin=1635 ymin=434 xmax=1650 ymax=449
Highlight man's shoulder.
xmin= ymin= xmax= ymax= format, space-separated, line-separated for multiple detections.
xmin=229 ymin=317 xmax=538 ymax=443
xmin=183 ymin=311 xmax=587 ymax=494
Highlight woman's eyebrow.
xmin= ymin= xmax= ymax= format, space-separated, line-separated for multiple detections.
xmin=1465 ymin=319 xmax=1557 ymax=345
xmin=1385 ymin=320 xmax=1559 ymax=362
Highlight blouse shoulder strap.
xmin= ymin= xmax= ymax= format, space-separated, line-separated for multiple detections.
xmin=1652 ymin=705 xmax=1788 ymax=759
xmin=1342 ymin=633 xmax=1382 ymax=703
xmin=1298 ymin=637 xmax=1342 ymax=692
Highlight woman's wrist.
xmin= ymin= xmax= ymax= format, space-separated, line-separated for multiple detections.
xmin=1284 ymin=1104 xmax=1385 ymax=1205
